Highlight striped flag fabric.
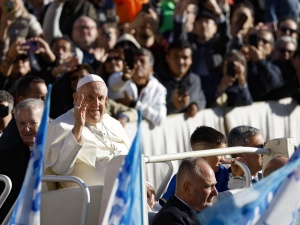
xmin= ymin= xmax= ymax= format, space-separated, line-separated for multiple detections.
xmin=197 ymin=145 xmax=300 ymax=225
xmin=102 ymin=110 xmax=145 ymax=225
xmin=9 ymin=85 xmax=52 ymax=225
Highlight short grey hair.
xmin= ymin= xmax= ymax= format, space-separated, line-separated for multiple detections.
xmin=176 ymin=157 xmax=209 ymax=186
xmin=228 ymin=125 xmax=261 ymax=147
xmin=275 ymin=35 xmax=297 ymax=50
xmin=134 ymin=48 xmax=155 ymax=67
xmin=0 ymin=90 xmax=14 ymax=112
xmin=14 ymin=98 xmax=44 ymax=120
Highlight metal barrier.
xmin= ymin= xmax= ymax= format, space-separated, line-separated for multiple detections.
xmin=0 ymin=175 xmax=12 ymax=209
xmin=144 ymin=146 xmax=270 ymax=163
xmin=223 ymin=158 xmax=252 ymax=187
xmin=42 ymin=175 xmax=90 ymax=225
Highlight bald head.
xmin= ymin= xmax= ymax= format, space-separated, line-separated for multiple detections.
xmin=176 ymin=157 xmax=218 ymax=211
xmin=263 ymin=156 xmax=288 ymax=177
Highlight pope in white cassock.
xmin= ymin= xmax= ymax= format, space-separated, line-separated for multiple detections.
xmin=44 ymin=74 xmax=130 ymax=189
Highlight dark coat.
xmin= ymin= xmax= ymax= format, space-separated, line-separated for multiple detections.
xmin=153 ymin=195 xmax=200 ymax=225
xmin=0 ymin=141 xmax=31 ymax=223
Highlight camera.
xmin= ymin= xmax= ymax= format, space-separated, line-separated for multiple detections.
xmin=22 ymin=41 xmax=39 ymax=52
xmin=0 ymin=106 xmax=9 ymax=118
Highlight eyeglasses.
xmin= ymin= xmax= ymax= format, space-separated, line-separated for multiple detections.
xmin=279 ymin=26 xmax=297 ymax=35
xmin=17 ymin=121 xmax=39 ymax=129
xmin=106 ymin=56 xmax=122 ymax=62
xmin=279 ymin=48 xmax=295 ymax=55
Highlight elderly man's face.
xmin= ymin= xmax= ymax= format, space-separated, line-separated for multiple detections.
xmin=16 ymin=107 xmax=42 ymax=147
xmin=189 ymin=163 xmax=218 ymax=211
xmin=76 ymin=81 xmax=107 ymax=124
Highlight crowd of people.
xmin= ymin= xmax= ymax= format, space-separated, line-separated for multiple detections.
xmin=0 ymin=0 xmax=298 ymax=223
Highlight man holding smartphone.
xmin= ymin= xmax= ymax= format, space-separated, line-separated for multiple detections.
xmin=246 ymin=27 xmax=283 ymax=102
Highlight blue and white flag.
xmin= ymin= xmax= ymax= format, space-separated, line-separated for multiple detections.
xmin=198 ymin=146 xmax=300 ymax=225
xmin=103 ymin=110 xmax=144 ymax=225
xmin=9 ymin=85 xmax=52 ymax=225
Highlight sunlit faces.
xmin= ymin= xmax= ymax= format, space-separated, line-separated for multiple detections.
xmin=72 ymin=16 xmax=98 ymax=50
xmin=51 ymin=39 xmax=73 ymax=65
xmin=104 ymin=52 xmax=124 ymax=75
xmin=278 ymin=41 xmax=297 ymax=61
xmin=166 ymin=48 xmax=193 ymax=78
xmin=75 ymin=82 xmax=108 ymax=124
xmin=194 ymin=143 xmax=226 ymax=172
xmin=189 ymin=163 xmax=218 ymax=211
xmin=244 ymin=134 xmax=265 ymax=172
xmin=230 ymin=6 xmax=254 ymax=36
xmin=15 ymin=107 xmax=42 ymax=147
xmin=25 ymin=82 xmax=48 ymax=101
xmin=133 ymin=55 xmax=152 ymax=78
xmin=277 ymin=19 xmax=298 ymax=40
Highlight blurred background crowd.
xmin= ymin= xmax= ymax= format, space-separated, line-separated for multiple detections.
xmin=0 ymin=0 xmax=300 ymax=131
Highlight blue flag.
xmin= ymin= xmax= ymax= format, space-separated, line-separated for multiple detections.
xmin=198 ymin=146 xmax=300 ymax=225
xmin=103 ymin=110 xmax=144 ymax=225
xmin=9 ymin=85 xmax=52 ymax=225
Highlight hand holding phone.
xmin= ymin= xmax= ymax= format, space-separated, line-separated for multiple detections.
xmin=226 ymin=62 xmax=236 ymax=77
xmin=124 ymin=48 xmax=135 ymax=70
xmin=234 ymin=13 xmax=248 ymax=34
xmin=248 ymin=34 xmax=259 ymax=48
xmin=22 ymin=41 xmax=39 ymax=53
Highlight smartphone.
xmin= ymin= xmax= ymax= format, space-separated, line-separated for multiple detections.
xmin=141 ymin=3 xmax=150 ymax=13
xmin=124 ymin=48 xmax=135 ymax=70
xmin=3 ymin=0 xmax=14 ymax=13
xmin=227 ymin=62 xmax=235 ymax=77
xmin=0 ymin=106 xmax=9 ymax=118
xmin=248 ymin=34 xmax=259 ymax=48
xmin=23 ymin=41 xmax=39 ymax=52
xmin=177 ymin=83 xmax=187 ymax=96
xmin=235 ymin=13 xmax=248 ymax=32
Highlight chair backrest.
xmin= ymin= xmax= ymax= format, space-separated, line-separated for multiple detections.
xmin=98 ymin=155 xmax=125 ymax=225
xmin=41 ymin=185 xmax=103 ymax=225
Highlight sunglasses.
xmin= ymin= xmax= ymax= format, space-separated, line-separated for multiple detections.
xmin=279 ymin=48 xmax=295 ymax=55
xmin=279 ymin=26 xmax=297 ymax=35
xmin=106 ymin=56 xmax=122 ymax=62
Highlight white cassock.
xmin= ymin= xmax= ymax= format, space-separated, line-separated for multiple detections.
xmin=44 ymin=109 xmax=130 ymax=188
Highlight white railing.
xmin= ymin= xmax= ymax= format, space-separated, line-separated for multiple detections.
xmin=0 ymin=175 xmax=12 ymax=208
